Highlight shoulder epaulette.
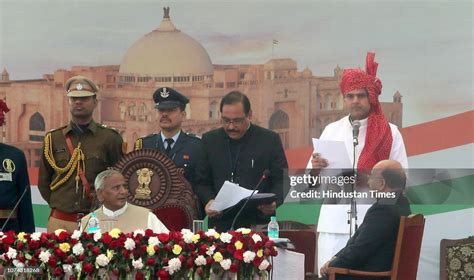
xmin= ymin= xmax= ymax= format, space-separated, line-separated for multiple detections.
xmin=186 ymin=132 xmax=201 ymax=140
xmin=47 ymin=124 xmax=68 ymax=134
xmin=134 ymin=138 xmax=143 ymax=150
xmin=98 ymin=123 xmax=121 ymax=135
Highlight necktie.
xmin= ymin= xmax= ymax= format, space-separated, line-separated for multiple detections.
xmin=164 ymin=138 xmax=174 ymax=156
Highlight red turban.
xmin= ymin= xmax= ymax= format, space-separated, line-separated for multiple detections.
xmin=0 ymin=100 xmax=9 ymax=127
xmin=340 ymin=52 xmax=392 ymax=171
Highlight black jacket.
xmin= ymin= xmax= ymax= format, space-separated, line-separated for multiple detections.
xmin=329 ymin=194 xmax=411 ymax=280
xmin=195 ymin=124 xmax=288 ymax=231
xmin=0 ymin=143 xmax=35 ymax=232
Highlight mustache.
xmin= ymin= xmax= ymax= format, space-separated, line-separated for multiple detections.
xmin=226 ymin=129 xmax=239 ymax=133
xmin=160 ymin=117 xmax=171 ymax=121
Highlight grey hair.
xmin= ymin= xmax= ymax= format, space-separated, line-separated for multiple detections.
xmin=94 ymin=169 xmax=122 ymax=190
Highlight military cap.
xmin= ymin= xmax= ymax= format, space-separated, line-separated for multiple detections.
xmin=153 ymin=87 xmax=189 ymax=110
xmin=65 ymin=75 xmax=99 ymax=97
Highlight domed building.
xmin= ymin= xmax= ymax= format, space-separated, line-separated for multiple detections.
xmin=0 ymin=7 xmax=403 ymax=167
xmin=118 ymin=7 xmax=213 ymax=87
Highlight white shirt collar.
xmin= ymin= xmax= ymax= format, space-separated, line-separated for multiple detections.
xmin=102 ymin=202 xmax=128 ymax=218
xmin=347 ymin=115 xmax=368 ymax=127
xmin=160 ymin=130 xmax=181 ymax=144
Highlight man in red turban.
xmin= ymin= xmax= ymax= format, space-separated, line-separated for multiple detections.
xmin=308 ymin=52 xmax=408 ymax=275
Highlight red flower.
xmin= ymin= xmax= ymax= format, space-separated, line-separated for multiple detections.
xmin=140 ymin=244 xmax=147 ymax=254
xmin=196 ymin=267 xmax=203 ymax=275
xmin=91 ymin=246 xmax=100 ymax=256
xmin=230 ymin=263 xmax=238 ymax=273
xmin=69 ymin=275 xmax=76 ymax=280
xmin=102 ymin=233 xmax=112 ymax=244
xmin=16 ymin=242 xmax=24 ymax=251
xmin=164 ymin=244 xmax=172 ymax=252
xmin=112 ymin=268 xmax=119 ymax=276
xmin=28 ymin=258 xmax=37 ymax=267
xmin=157 ymin=269 xmax=169 ymax=279
xmin=136 ymin=271 xmax=144 ymax=280
xmin=162 ymin=257 xmax=169 ymax=265
xmin=158 ymin=233 xmax=170 ymax=243
xmin=198 ymin=244 xmax=208 ymax=255
xmin=78 ymin=254 xmax=85 ymax=262
xmin=48 ymin=256 xmax=57 ymax=267
xmin=226 ymin=244 xmax=235 ymax=254
xmin=206 ymin=256 xmax=214 ymax=265
xmin=146 ymin=258 xmax=155 ymax=266
xmin=178 ymin=255 xmax=185 ymax=263
xmin=66 ymin=256 xmax=74 ymax=264
xmin=58 ymin=231 xmax=69 ymax=242
xmin=83 ymin=263 xmax=93 ymax=274
xmin=122 ymin=249 xmax=130 ymax=259
xmin=145 ymin=229 xmax=154 ymax=237
xmin=28 ymin=240 xmax=40 ymax=250
xmin=187 ymin=243 xmax=196 ymax=251
xmin=186 ymin=257 xmax=194 ymax=269
xmin=233 ymin=250 xmax=243 ymax=261
xmin=54 ymin=267 xmax=63 ymax=277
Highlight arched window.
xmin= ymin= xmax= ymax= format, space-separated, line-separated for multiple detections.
xmin=29 ymin=112 xmax=45 ymax=142
xmin=119 ymin=102 xmax=127 ymax=120
xmin=209 ymin=101 xmax=219 ymax=119
xmin=269 ymin=110 xmax=290 ymax=148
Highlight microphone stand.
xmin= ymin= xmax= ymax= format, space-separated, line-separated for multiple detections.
xmin=0 ymin=185 xmax=29 ymax=232
xmin=230 ymin=171 xmax=269 ymax=231
xmin=347 ymin=133 xmax=358 ymax=238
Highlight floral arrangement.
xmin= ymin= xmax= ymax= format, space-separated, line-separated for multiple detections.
xmin=0 ymin=228 xmax=277 ymax=279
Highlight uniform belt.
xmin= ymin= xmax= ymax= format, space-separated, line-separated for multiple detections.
xmin=50 ymin=209 xmax=86 ymax=222
xmin=0 ymin=209 xmax=17 ymax=219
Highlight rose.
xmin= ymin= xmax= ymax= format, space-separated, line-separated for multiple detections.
xmin=91 ymin=246 xmax=100 ymax=256
xmin=172 ymin=244 xmax=182 ymax=255
xmin=230 ymin=263 xmax=238 ymax=273
xmin=213 ymin=252 xmax=223 ymax=263
xmin=158 ymin=233 xmax=170 ymax=243
xmin=102 ymin=233 xmax=112 ymax=244
xmin=252 ymin=234 xmax=262 ymax=244
xmin=72 ymin=243 xmax=84 ymax=256
xmin=146 ymin=258 xmax=155 ymax=266
xmin=157 ymin=269 xmax=169 ymax=279
xmin=59 ymin=243 xmax=71 ymax=253
xmin=194 ymin=255 xmax=206 ymax=266
xmin=167 ymin=257 xmax=182 ymax=275
xmin=124 ymin=238 xmax=136 ymax=250
xmin=148 ymin=236 xmax=160 ymax=247
xmin=95 ymin=254 xmax=109 ymax=267
xmin=233 ymin=250 xmax=243 ymax=261
xmin=220 ymin=232 xmax=232 ymax=243
xmin=39 ymin=250 xmax=51 ymax=263
xmin=258 ymin=259 xmax=270 ymax=270
xmin=109 ymin=228 xmax=121 ymax=238
xmin=243 ymin=251 xmax=256 ymax=263
xmin=48 ymin=256 xmax=57 ymax=267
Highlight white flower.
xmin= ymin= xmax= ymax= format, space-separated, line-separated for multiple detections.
xmin=72 ymin=243 xmax=84 ymax=256
xmin=132 ymin=258 xmax=144 ymax=269
xmin=236 ymin=228 xmax=252 ymax=234
xmin=63 ymin=264 xmax=73 ymax=274
xmin=124 ymin=238 xmax=136 ymax=250
xmin=206 ymin=245 xmax=215 ymax=256
xmin=71 ymin=230 xmax=81 ymax=240
xmin=93 ymin=231 xmax=102 ymax=242
xmin=205 ymin=228 xmax=218 ymax=237
xmin=252 ymin=234 xmax=262 ymax=243
xmin=31 ymin=232 xmax=41 ymax=241
xmin=220 ymin=232 xmax=232 ymax=243
xmin=220 ymin=259 xmax=232 ymax=270
xmin=181 ymin=228 xmax=192 ymax=234
xmin=182 ymin=230 xmax=194 ymax=244
xmin=39 ymin=251 xmax=51 ymax=263
xmin=167 ymin=257 xmax=182 ymax=275
xmin=133 ymin=229 xmax=145 ymax=237
xmin=73 ymin=263 xmax=82 ymax=273
xmin=243 ymin=251 xmax=256 ymax=263
xmin=95 ymin=254 xmax=110 ymax=267
xmin=0 ymin=253 xmax=5 ymax=261
xmin=148 ymin=236 xmax=160 ymax=247
xmin=194 ymin=255 xmax=207 ymax=266
xmin=259 ymin=259 xmax=270 ymax=270
xmin=13 ymin=260 xmax=25 ymax=268
xmin=7 ymin=247 xmax=17 ymax=259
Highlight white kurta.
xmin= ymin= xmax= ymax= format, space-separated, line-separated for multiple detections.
xmin=307 ymin=115 xmax=408 ymax=272
xmin=81 ymin=203 xmax=170 ymax=234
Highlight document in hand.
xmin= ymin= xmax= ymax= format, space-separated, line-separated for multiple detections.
xmin=209 ymin=181 xmax=257 ymax=211
xmin=312 ymin=138 xmax=352 ymax=169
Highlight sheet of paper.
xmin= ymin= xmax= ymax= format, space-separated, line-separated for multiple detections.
xmin=312 ymin=138 xmax=352 ymax=169
xmin=209 ymin=181 xmax=257 ymax=211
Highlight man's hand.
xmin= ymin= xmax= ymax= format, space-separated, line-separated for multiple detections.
xmin=205 ymin=199 xmax=223 ymax=218
xmin=257 ymin=201 xmax=276 ymax=215
xmin=320 ymin=256 xmax=335 ymax=277
xmin=311 ymin=152 xmax=329 ymax=170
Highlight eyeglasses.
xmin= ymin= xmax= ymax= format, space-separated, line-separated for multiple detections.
xmin=344 ymin=93 xmax=368 ymax=100
xmin=221 ymin=117 xmax=247 ymax=126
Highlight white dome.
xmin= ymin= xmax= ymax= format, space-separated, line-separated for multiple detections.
xmin=119 ymin=8 xmax=213 ymax=78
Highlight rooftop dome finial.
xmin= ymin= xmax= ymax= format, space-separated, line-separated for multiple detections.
xmin=163 ymin=7 xmax=170 ymax=19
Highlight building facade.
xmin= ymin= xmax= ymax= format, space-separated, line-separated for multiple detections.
xmin=0 ymin=8 xmax=402 ymax=167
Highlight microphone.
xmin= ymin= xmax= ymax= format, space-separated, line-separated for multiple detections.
xmin=230 ymin=169 xmax=270 ymax=231
xmin=352 ymin=120 xmax=361 ymax=146
xmin=0 ymin=184 xmax=30 ymax=232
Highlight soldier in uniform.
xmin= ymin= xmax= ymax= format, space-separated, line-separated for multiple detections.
xmin=38 ymin=76 xmax=124 ymax=233
xmin=134 ymin=87 xmax=204 ymax=217
xmin=0 ymin=143 xmax=35 ymax=233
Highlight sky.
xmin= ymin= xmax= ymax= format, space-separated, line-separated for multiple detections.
xmin=0 ymin=0 xmax=472 ymax=126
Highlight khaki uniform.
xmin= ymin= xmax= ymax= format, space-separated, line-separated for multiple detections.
xmin=38 ymin=121 xmax=124 ymax=232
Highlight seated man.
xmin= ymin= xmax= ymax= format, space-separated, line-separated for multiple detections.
xmin=320 ymin=160 xmax=411 ymax=280
xmin=81 ymin=169 xmax=169 ymax=234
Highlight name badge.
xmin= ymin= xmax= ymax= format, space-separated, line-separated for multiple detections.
xmin=0 ymin=172 xmax=13 ymax=182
